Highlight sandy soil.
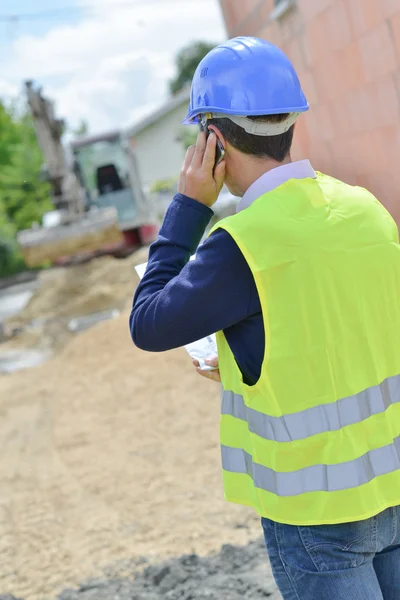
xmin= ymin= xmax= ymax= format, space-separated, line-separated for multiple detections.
xmin=0 ymin=309 xmax=260 ymax=600
xmin=8 ymin=247 xmax=149 ymax=324
xmin=3 ymin=248 xmax=150 ymax=354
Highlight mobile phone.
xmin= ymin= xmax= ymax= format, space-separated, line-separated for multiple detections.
xmin=200 ymin=122 xmax=225 ymax=169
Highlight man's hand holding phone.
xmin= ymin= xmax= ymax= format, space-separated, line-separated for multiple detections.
xmin=178 ymin=131 xmax=226 ymax=208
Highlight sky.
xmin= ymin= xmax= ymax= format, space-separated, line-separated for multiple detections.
xmin=0 ymin=0 xmax=226 ymax=133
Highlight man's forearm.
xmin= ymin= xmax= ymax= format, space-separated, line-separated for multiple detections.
xmin=130 ymin=193 xmax=212 ymax=351
xmin=130 ymin=194 xmax=256 ymax=353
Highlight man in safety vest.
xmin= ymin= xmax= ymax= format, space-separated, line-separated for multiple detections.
xmin=130 ymin=37 xmax=400 ymax=599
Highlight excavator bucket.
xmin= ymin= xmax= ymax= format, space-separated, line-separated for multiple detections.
xmin=17 ymin=207 xmax=123 ymax=267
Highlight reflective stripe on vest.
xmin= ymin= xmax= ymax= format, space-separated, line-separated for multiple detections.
xmin=222 ymin=374 xmax=400 ymax=443
xmin=221 ymin=435 xmax=400 ymax=496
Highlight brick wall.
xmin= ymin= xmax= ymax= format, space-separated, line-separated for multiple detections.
xmin=218 ymin=0 xmax=400 ymax=222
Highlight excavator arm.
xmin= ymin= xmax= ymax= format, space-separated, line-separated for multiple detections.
xmin=18 ymin=82 xmax=122 ymax=267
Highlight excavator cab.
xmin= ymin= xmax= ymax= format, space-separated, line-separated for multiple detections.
xmin=96 ymin=164 xmax=124 ymax=194
xmin=17 ymin=82 xmax=157 ymax=268
xmin=18 ymin=81 xmax=157 ymax=267
xmin=71 ymin=132 xmax=142 ymax=229
xmin=17 ymin=84 xmax=123 ymax=267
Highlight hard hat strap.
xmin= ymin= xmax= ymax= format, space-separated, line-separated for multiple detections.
xmin=202 ymin=112 xmax=301 ymax=136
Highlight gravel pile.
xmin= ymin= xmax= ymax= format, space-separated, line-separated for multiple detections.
xmin=57 ymin=540 xmax=280 ymax=600
xmin=0 ymin=540 xmax=281 ymax=600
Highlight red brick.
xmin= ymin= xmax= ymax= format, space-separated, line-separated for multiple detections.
xmin=363 ymin=172 xmax=392 ymax=211
xmin=338 ymin=42 xmax=366 ymax=91
xmin=344 ymin=87 xmax=373 ymax=133
xmin=344 ymin=0 xmax=384 ymax=38
xmin=313 ymin=51 xmax=347 ymax=101
xmin=393 ymin=68 xmax=400 ymax=103
xmin=291 ymin=118 xmax=310 ymax=159
xmin=324 ymin=0 xmax=353 ymax=52
xmin=390 ymin=11 xmax=400 ymax=60
xmin=218 ymin=0 xmax=238 ymax=34
xmin=237 ymin=18 xmax=256 ymax=36
xmin=330 ymin=135 xmax=360 ymax=175
xmin=218 ymin=0 xmax=229 ymax=19
xmin=372 ymin=75 xmax=400 ymax=129
xmin=306 ymin=10 xmax=330 ymax=63
xmin=341 ymin=77 xmax=399 ymax=135
xmin=298 ymin=31 xmax=313 ymax=67
xmin=296 ymin=0 xmax=333 ymax=22
xmin=308 ymin=139 xmax=336 ymax=173
xmin=381 ymin=0 xmax=400 ymax=18
xmin=296 ymin=68 xmax=318 ymax=105
xmin=355 ymin=132 xmax=381 ymax=177
xmin=258 ymin=22 xmax=280 ymax=46
xmin=379 ymin=161 xmax=400 ymax=222
xmin=361 ymin=127 xmax=399 ymax=217
xmin=363 ymin=127 xmax=398 ymax=170
xmin=242 ymin=0 xmax=261 ymax=13
xmin=219 ymin=0 xmax=256 ymax=35
xmin=275 ymin=6 xmax=304 ymax=44
xmin=283 ymin=35 xmax=305 ymax=68
xmin=228 ymin=0 xmax=275 ymax=36
xmin=306 ymin=1 xmax=351 ymax=64
xmin=258 ymin=0 xmax=276 ymax=27
xmin=232 ymin=0 xmax=275 ymax=36
xmin=355 ymin=132 xmax=377 ymax=174
xmin=379 ymin=127 xmax=400 ymax=170
xmin=302 ymin=107 xmax=321 ymax=142
xmin=292 ymin=115 xmax=312 ymax=158
xmin=329 ymin=100 xmax=352 ymax=138
xmin=328 ymin=125 xmax=400 ymax=221
xmin=313 ymin=102 xmax=335 ymax=141
xmin=250 ymin=2 xmax=273 ymax=35
xmin=358 ymin=22 xmax=397 ymax=82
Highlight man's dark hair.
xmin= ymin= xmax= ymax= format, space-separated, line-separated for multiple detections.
xmin=209 ymin=113 xmax=294 ymax=162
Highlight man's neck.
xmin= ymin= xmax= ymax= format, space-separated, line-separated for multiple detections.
xmin=240 ymin=155 xmax=292 ymax=197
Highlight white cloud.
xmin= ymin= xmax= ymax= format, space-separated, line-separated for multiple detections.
xmin=1 ymin=0 xmax=226 ymax=133
xmin=0 ymin=79 xmax=18 ymax=98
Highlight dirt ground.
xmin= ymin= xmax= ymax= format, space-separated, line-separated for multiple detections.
xmin=0 ymin=282 xmax=262 ymax=599
xmin=58 ymin=539 xmax=280 ymax=600
xmin=3 ymin=248 xmax=150 ymax=354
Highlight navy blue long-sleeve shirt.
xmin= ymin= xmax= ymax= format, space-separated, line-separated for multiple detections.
xmin=130 ymin=193 xmax=263 ymax=385
xmin=130 ymin=161 xmax=316 ymax=385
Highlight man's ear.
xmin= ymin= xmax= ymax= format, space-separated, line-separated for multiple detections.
xmin=207 ymin=124 xmax=226 ymax=150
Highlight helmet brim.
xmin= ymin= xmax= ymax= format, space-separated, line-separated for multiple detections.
xmin=182 ymin=104 xmax=309 ymax=126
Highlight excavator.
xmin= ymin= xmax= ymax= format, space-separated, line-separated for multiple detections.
xmin=17 ymin=81 xmax=157 ymax=267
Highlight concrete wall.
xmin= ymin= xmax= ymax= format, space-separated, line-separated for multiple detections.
xmin=132 ymin=103 xmax=188 ymax=190
xmin=219 ymin=0 xmax=400 ymax=222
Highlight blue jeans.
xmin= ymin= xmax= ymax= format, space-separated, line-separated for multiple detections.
xmin=262 ymin=506 xmax=400 ymax=599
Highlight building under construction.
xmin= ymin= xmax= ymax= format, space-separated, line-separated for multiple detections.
xmin=219 ymin=0 xmax=400 ymax=223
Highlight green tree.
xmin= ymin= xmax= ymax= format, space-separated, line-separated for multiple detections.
xmin=0 ymin=101 xmax=52 ymax=276
xmin=0 ymin=103 xmax=21 ymax=167
xmin=0 ymin=113 xmax=51 ymax=232
xmin=0 ymin=199 xmax=25 ymax=277
xmin=169 ymin=41 xmax=217 ymax=95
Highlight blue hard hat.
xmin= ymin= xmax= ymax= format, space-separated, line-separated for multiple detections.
xmin=183 ymin=36 xmax=308 ymax=134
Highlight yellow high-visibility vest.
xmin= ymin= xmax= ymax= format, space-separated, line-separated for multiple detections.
xmin=211 ymin=172 xmax=400 ymax=525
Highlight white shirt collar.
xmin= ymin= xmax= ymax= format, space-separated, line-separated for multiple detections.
xmin=237 ymin=159 xmax=316 ymax=213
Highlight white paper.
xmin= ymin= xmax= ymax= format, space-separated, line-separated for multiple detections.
xmin=135 ymin=258 xmax=218 ymax=371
